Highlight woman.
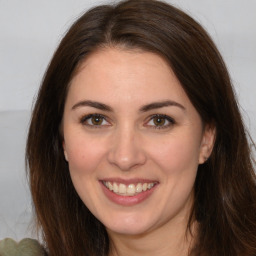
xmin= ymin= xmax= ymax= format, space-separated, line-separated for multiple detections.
xmin=26 ymin=0 xmax=256 ymax=255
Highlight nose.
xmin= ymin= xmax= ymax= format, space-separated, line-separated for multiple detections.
xmin=107 ymin=126 xmax=146 ymax=171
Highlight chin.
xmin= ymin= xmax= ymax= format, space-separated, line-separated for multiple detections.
xmin=101 ymin=212 xmax=159 ymax=236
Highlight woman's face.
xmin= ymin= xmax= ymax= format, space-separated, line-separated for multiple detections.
xmin=62 ymin=48 xmax=214 ymax=236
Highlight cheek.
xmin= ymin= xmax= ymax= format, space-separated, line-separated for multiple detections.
xmin=147 ymin=134 xmax=200 ymax=216
xmin=64 ymin=135 xmax=108 ymax=210
xmin=148 ymin=133 xmax=201 ymax=174
xmin=65 ymin=133 xmax=107 ymax=176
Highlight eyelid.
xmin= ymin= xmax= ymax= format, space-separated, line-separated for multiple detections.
xmin=79 ymin=113 xmax=175 ymax=130
xmin=145 ymin=114 xmax=175 ymax=129
xmin=80 ymin=113 xmax=111 ymax=127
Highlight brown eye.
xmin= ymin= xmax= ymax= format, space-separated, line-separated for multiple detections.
xmin=153 ymin=116 xmax=166 ymax=126
xmin=146 ymin=114 xmax=175 ymax=129
xmin=81 ymin=114 xmax=110 ymax=127
xmin=91 ymin=116 xmax=104 ymax=125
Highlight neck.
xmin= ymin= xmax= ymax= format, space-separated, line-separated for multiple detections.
xmin=107 ymin=217 xmax=197 ymax=256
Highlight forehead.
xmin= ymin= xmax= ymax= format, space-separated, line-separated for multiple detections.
xmin=66 ymin=48 xmax=191 ymax=109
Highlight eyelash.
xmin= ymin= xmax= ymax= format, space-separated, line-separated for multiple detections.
xmin=80 ymin=114 xmax=110 ymax=128
xmin=146 ymin=114 xmax=175 ymax=129
xmin=80 ymin=113 xmax=175 ymax=129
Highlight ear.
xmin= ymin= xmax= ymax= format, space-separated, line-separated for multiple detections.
xmin=62 ymin=141 xmax=69 ymax=162
xmin=199 ymin=124 xmax=216 ymax=164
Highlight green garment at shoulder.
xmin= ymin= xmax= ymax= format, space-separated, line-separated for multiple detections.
xmin=0 ymin=238 xmax=46 ymax=256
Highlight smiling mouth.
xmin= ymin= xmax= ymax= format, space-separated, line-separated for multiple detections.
xmin=102 ymin=181 xmax=157 ymax=196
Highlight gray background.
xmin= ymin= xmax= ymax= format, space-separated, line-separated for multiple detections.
xmin=0 ymin=0 xmax=255 ymax=240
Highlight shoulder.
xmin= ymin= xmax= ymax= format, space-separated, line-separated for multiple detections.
xmin=0 ymin=238 xmax=47 ymax=256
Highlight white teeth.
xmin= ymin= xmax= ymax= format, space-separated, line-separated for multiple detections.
xmin=127 ymin=184 xmax=135 ymax=195
xmin=142 ymin=183 xmax=147 ymax=191
xmin=103 ymin=181 xmax=156 ymax=196
xmin=107 ymin=181 xmax=113 ymax=191
xmin=136 ymin=183 xmax=142 ymax=193
xmin=119 ymin=183 xmax=126 ymax=194
xmin=148 ymin=183 xmax=154 ymax=189
xmin=113 ymin=182 xmax=118 ymax=193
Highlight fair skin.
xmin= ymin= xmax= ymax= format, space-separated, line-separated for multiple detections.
xmin=62 ymin=48 xmax=215 ymax=256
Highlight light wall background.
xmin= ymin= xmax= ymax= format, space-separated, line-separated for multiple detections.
xmin=0 ymin=0 xmax=255 ymax=240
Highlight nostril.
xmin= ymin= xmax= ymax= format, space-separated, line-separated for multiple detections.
xmin=106 ymin=129 xmax=146 ymax=170
xmin=107 ymin=146 xmax=146 ymax=171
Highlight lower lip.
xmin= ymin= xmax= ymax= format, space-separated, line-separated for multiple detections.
xmin=100 ymin=182 xmax=158 ymax=206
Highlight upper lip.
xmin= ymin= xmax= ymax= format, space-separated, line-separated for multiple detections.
xmin=100 ymin=178 xmax=158 ymax=185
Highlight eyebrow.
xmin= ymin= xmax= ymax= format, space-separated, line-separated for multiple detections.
xmin=139 ymin=100 xmax=185 ymax=112
xmin=71 ymin=99 xmax=185 ymax=112
xmin=71 ymin=100 xmax=113 ymax=112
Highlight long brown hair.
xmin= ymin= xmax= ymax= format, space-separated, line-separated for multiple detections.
xmin=26 ymin=0 xmax=256 ymax=255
